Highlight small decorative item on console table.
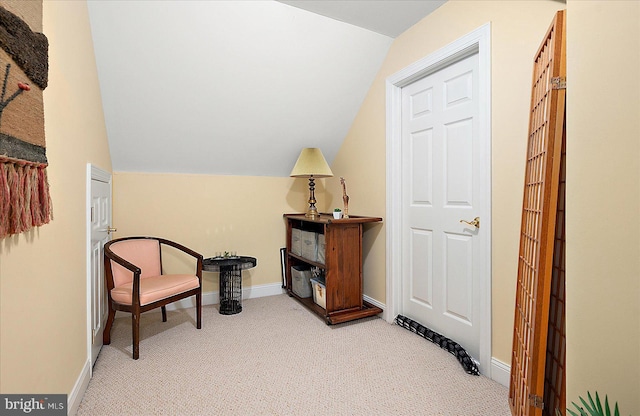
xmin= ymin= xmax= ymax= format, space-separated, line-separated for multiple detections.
xmin=283 ymin=213 xmax=382 ymax=324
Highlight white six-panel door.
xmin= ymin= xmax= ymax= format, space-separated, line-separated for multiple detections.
xmin=401 ymin=52 xmax=482 ymax=362
xmin=88 ymin=165 xmax=112 ymax=367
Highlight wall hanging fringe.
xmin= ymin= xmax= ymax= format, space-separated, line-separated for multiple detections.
xmin=0 ymin=157 xmax=51 ymax=238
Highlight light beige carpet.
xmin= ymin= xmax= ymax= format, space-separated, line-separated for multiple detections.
xmin=78 ymin=294 xmax=511 ymax=415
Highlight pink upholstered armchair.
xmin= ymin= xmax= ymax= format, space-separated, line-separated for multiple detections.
xmin=103 ymin=236 xmax=203 ymax=359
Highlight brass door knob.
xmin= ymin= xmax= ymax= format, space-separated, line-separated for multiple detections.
xmin=107 ymin=226 xmax=117 ymax=233
xmin=460 ymin=217 xmax=480 ymax=229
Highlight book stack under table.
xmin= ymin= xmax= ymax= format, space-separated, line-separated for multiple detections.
xmin=283 ymin=213 xmax=383 ymax=325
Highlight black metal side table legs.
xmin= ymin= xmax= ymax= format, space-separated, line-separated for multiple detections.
xmin=219 ymin=266 xmax=242 ymax=315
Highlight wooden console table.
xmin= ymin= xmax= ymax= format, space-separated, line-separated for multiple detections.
xmin=283 ymin=213 xmax=382 ymax=324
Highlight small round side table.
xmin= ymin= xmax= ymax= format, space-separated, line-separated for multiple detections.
xmin=203 ymin=256 xmax=257 ymax=315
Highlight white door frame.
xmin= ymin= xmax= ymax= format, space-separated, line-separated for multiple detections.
xmin=86 ymin=163 xmax=112 ymax=373
xmin=385 ymin=23 xmax=492 ymax=374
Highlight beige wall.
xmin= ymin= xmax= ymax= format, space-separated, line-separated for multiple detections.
xmin=326 ymin=0 xmax=563 ymax=366
xmin=0 ymin=0 xmax=111 ymax=395
xmin=566 ymin=1 xmax=640 ymax=414
xmin=112 ymin=172 xmax=311 ymax=291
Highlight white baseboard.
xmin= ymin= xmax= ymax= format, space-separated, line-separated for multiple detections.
xmin=166 ymin=282 xmax=285 ymax=311
xmin=363 ymin=294 xmax=386 ymax=319
xmin=243 ymin=282 xmax=286 ymax=300
xmin=68 ymin=359 xmax=91 ymax=415
xmin=491 ymin=357 xmax=510 ymax=387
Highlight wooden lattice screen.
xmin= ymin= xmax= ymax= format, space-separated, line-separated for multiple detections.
xmin=509 ymin=10 xmax=566 ymax=416
xmin=543 ymin=122 xmax=566 ymax=416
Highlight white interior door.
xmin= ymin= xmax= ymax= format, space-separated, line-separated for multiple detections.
xmin=88 ymin=165 xmax=112 ymax=367
xmin=401 ymin=52 xmax=483 ymax=362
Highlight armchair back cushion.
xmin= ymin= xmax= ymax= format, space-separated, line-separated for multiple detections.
xmin=110 ymin=239 xmax=162 ymax=287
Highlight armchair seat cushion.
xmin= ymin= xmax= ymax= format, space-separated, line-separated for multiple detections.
xmin=111 ymin=274 xmax=200 ymax=306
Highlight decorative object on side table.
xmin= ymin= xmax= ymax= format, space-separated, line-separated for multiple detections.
xmin=333 ymin=208 xmax=342 ymax=219
xmin=214 ymin=250 xmax=238 ymax=259
xmin=340 ymin=177 xmax=350 ymax=218
xmin=203 ymin=256 xmax=257 ymax=315
xmin=290 ymin=148 xmax=333 ymax=219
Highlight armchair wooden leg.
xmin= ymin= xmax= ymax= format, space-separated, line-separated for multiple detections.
xmin=161 ymin=306 xmax=167 ymax=322
xmin=103 ymin=303 xmax=115 ymax=345
xmin=132 ymin=312 xmax=140 ymax=360
xmin=196 ymin=291 xmax=202 ymax=329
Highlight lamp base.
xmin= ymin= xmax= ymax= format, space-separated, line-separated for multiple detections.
xmin=305 ymin=177 xmax=320 ymax=219
xmin=305 ymin=207 xmax=320 ymax=219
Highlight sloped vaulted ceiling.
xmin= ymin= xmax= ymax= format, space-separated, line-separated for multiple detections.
xmin=87 ymin=0 xmax=444 ymax=176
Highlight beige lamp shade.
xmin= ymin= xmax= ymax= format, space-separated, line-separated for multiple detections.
xmin=290 ymin=148 xmax=333 ymax=178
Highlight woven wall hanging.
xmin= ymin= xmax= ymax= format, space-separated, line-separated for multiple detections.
xmin=0 ymin=2 xmax=51 ymax=239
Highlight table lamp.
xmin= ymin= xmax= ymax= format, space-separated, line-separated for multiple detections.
xmin=290 ymin=148 xmax=333 ymax=218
